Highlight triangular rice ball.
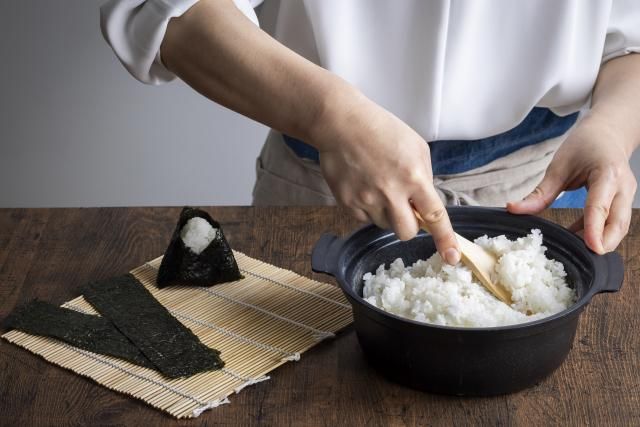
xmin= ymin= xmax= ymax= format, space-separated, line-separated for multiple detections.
xmin=157 ymin=207 xmax=242 ymax=287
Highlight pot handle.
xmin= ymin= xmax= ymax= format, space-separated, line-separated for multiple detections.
xmin=311 ymin=233 xmax=344 ymax=276
xmin=593 ymin=251 xmax=625 ymax=293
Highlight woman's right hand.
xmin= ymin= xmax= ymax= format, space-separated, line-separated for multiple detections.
xmin=308 ymin=86 xmax=461 ymax=265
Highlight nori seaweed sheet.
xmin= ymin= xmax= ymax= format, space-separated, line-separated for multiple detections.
xmin=156 ymin=207 xmax=242 ymax=288
xmin=83 ymin=274 xmax=224 ymax=378
xmin=5 ymin=300 xmax=154 ymax=369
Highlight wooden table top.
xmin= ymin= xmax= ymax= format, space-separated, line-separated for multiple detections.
xmin=0 ymin=207 xmax=637 ymax=426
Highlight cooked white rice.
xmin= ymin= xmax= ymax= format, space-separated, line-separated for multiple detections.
xmin=180 ymin=217 xmax=218 ymax=254
xmin=362 ymin=229 xmax=575 ymax=327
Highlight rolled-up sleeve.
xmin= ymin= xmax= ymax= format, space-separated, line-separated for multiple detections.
xmin=100 ymin=0 xmax=263 ymax=85
xmin=602 ymin=0 xmax=640 ymax=63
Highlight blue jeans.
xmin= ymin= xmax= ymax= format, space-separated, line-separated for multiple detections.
xmin=283 ymin=107 xmax=586 ymax=207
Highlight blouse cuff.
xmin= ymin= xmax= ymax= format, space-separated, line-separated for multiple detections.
xmin=602 ymin=46 xmax=640 ymax=64
xmin=100 ymin=0 xmax=260 ymax=85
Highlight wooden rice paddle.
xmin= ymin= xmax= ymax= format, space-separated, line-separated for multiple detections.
xmin=413 ymin=210 xmax=512 ymax=304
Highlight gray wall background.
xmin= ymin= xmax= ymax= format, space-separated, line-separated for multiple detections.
xmin=1 ymin=1 xmax=639 ymax=208
xmin=0 ymin=0 xmax=268 ymax=207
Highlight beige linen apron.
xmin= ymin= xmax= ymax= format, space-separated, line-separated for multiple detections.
xmin=252 ymin=130 xmax=567 ymax=207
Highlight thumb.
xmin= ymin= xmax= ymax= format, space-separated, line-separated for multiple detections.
xmin=507 ymin=169 xmax=566 ymax=214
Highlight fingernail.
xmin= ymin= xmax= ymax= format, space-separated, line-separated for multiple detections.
xmin=444 ymin=248 xmax=461 ymax=265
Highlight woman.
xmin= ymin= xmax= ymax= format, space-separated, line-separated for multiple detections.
xmin=101 ymin=0 xmax=639 ymax=265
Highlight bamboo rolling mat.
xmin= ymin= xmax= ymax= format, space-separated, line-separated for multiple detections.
xmin=2 ymin=251 xmax=354 ymax=418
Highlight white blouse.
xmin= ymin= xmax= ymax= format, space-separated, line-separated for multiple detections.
xmin=100 ymin=0 xmax=640 ymax=141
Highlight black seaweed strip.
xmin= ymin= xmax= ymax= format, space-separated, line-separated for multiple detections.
xmin=83 ymin=274 xmax=224 ymax=378
xmin=5 ymin=300 xmax=154 ymax=369
xmin=157 ymin=207 xmax=243 ymax=288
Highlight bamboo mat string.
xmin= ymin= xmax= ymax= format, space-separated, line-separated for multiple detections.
xmin=238 ymin=269 xmax=351 ymax=309
xmin=195 ymin=286 xmax=336 ymax=340
xmin=59 ymin=341 xmax=225 ymax=409
xmin=221 ymin=368 xmax=270 ymax=385
xmin=143 ymin=263 xmax=336 ymax=341
xmin=169 ymin=309 xmax=300 ymax=362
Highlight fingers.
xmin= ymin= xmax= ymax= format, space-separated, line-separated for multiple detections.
xmin=601 ymin=192 xmax=632 ymax=252
xmin=349 ymin=190 xmax=419 ymax=241
xmin=365 ymin=205 xmax=390 ymax=230
xmin=558 ymin=169 xmax=633 ymax=254
xmin=583 ymin=172 xmax=618 ymax=254
xmin=507 ymin=168 xmax=566 ymax=214
xmin=346 ymin=207 xmax=370 ymax=224
xmin=335 ymin=188 xmax=390 ymax=228
xmin=385 ymin=200 xmax=419 ymax=241
xmin=571 ymin=191 xmax=631 ymax=253
xmin=343 ymin=192 xmax=421 ymax=243
xmin=568 ymin=215 xmax=584 ymax=233
xmin=412 ymin=187 xmax=460 ymax=265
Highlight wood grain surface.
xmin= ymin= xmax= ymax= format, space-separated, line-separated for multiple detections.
xmin=0 ymin=207 xmax=637 ymax=426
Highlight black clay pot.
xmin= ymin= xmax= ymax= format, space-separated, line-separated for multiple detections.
xmin=311 ymin=207 xmax=624 ymax=396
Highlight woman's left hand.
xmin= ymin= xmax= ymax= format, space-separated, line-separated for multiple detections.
xmin=507 ymin=113 xmax=637 ymax=254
